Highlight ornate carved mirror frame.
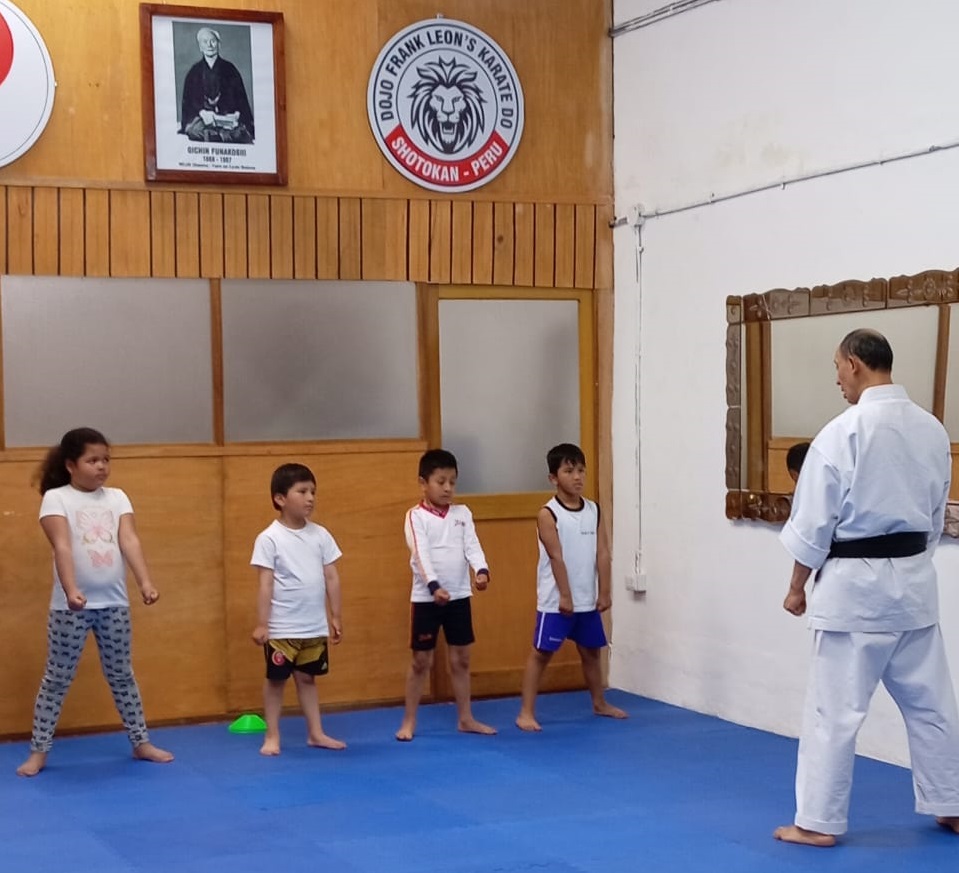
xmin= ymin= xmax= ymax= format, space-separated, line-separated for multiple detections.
xmin=725 ymin=268 xmax=959 ymax=536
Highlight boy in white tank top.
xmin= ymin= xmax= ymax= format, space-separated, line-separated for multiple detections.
xmin=516 ymin=443 xmax=627 ymax=731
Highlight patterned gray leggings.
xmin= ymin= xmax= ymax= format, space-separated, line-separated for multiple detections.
xmin=30 ymin=607 xmax=150 ymax=753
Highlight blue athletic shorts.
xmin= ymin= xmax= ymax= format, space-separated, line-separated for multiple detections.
xmin=533 ymin=609 xmax=607 ymax=652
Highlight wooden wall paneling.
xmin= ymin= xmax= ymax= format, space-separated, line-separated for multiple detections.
xmin=574 ymin=204 xmax=596 ymax=289
xmin=513 ymin=202 xmax=534 ymax=287
xmin=361 ymin=198 xmax=408 ymax=281
xmin=6 ymin=187 xmax=33 ymax=274
xmin=199 ymin=193 xmax=225 ymax=279
xmin=150 ymin=191 xmax=177 ymax=278
xmin=0 ymin=279 xmax=5 ymax=449
xmin=246 ymin=194 xmax=271 ymax=279
xmin=471 ymin=202 xmax=494 ymax=285
xmin=293 ymin=196 xmax=317 ymax=279
xmin=594 ymin=204 xmax=614 ymax=289
xmin=554 ymin=203 xmax=576 ymax=288
xmin=451 ymin=201 xmax=473 ymax=284
xmin=338 ymin=197 xmax=362 ymax=280
xmin=223 ymin=193 xmax=249 ymax=278
xmin=408 ymin=199 xmax=430 ymax=282
xmin=0 ymin=186 xmax=6 ymax=273
xmin=59 ymin=188 xmax=85 ymax=276
xmin=534 ymin=203 xmax=556 ymax=288
xmin=222 ymin=451 xmax=422 ymax=713
xmin=210 ymin=279 xmax=225 ymax=446
xmin=596 ymin=287 xmax=613 ymax=519
xmin=32 ymin=187 xmax=60 ymax=276
xmin=84 ymin=189 xmax=110 ymax=277
xmin=429 ymin=200 xmax=452 ymax=284
xmin=270 ymin=195 xmax=294 ymax=279
xmin=174 ymin=192 xmax=200 ymax=278
xmin=492 ymin=201 xmax=515 ymax=285
xmin=417 ymin=283 xmax=441 ymax=446
xmin=109 ymin=190 xmax=151 ymax=277
xmin=316 ymin=197 xmax=339 ymax=280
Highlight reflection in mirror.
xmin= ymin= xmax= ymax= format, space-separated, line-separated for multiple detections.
xmin=725 ymin=269 xmax=959 ymax=535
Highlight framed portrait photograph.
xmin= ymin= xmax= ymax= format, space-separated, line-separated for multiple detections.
xmin=139 ymin=4 xmax=287 ymax=185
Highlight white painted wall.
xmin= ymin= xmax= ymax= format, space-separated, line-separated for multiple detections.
xmin=611 ymin=0 xmax=959 ymax=765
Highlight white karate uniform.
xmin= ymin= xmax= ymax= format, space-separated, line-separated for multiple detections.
xmin=780 ymin=384 xmax=959 ymax=834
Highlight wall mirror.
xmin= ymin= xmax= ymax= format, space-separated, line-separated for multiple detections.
xmin=725 ymin=268 xmax=959 ymax=535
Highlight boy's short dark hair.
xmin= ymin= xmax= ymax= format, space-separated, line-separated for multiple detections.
xmin=418 ymin=448 xmax=458 ymax=480
xmin=271 ymin=462 xmax=316 ymax=510
xmin=786 ymin=441 xmax=811 ymax=476
xmin=547 ymin=443 xmax=586 ymax=475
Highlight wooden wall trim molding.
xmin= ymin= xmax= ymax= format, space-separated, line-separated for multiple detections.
xmin=0 ymin=184 xmax=610 ymax=290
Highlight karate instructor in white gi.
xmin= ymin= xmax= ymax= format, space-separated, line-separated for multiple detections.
xmin=775 ymin=328 xmax=959 ymax=846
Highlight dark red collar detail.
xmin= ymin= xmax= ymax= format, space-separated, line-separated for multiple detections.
xmin=419 ymin=501 xmax=450 ymax=518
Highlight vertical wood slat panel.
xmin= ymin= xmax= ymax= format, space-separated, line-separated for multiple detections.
xmin=59 ymin=189 xmax=85 ymax=276
xmin=270 ymin=195 xmax=294 ymax=279
xmin=408 ymin=200 xmax=430 ymax=282
xmin=361 ymin=198 xmax=408 ymax=281
xmin=32 ymin=187 xmax=60 ymax=275
xmin=84 ymin=189 xmax=110 ymax=277
xmin=492 ymin=201 xmax=514 ymax=285
xmin=574 ymin=204 xmax=596 ymax=289
xmin=109 ymin=190 xmax=151 ymax=277
xmin=246 ymin=194 xmax=271 ymax=279
xmin=451 ymin=201 xmax=472 ymax=284
xmin=223 ymin=194 xmax=248 ymax=278
xmin=513 ymin=202 xmax=534 ymax=287
xmin=471 ymin=202 xmax=493 ymax=285
xmin=150 ymin=191 xmax=176 ymax=278
xmin=6 ymin=187 xmax=33 ymax=274
xmin=0 ymin=186 xmax=6 ymax=274
xmin=594 ymin=204 xmax=614 ymax=289
xmin=338 ymin=197 xmax=362 ymax=280
xmin=316 ymin=197 xmax=339 ymax=280
xmin=554 ymin=204 xmax=575 ymax=289
xmin=174 ymin=192 xmax=200 ymax=277
xmin=293 ymin=196 xmax=317 ymax=279
xmin=534 ymin=203 xmax=555 ymax=288
xmin=199 ymin=193 xmax=224 ymax=278
xmin=429 ymin=200 xmax=452 ymax=284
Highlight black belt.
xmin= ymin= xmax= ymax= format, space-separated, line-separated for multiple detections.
xmin=827 ymin=531 xmax=928 ymax=559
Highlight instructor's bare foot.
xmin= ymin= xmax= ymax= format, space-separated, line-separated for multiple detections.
xmin=458 ymin=718 xmax=496 ymax=735
xmin=515 ymin=713 xmax=542 ymax=732
xmin=308 ymin=733 xmax=346 ymax=750
xmin=16 ymin=751 xmax=47 ymax=777
xmin=133 ymin=742 xmax=174 ymax=764
xmin=594 ymin=701 xmax=628 ymax=719
xmin=773 ymin=825 xmax=836 ymax=847
xmin=937 ymin=816 xmax=959 ymax=834
xmin=259 ymin=735 xmax=280 ymax=756
xmin=395 ymin=720 xmax=415 ymax=741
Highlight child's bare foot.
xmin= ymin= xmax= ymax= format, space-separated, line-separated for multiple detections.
xmin=395 ymin=719 xmax=416 ymax=741
xmin=458 ymin=717 xmax=496 ymax=735
xmin=937 ymin=816 xmax=959 ymax=834
xmin=773 ymin=825 xmax=836 ymax=847
xmin=16 ymin=751 xmax=47 ymax=777
xmin=515 ymin=713 xmax=542 ymax=732
xmin=133 ymin=742 xmax=174 ymax=764
xmin=307 ymin=733 xmax=346 ymax=750
xmin=259 ymin=735 xmax=281 ymax=756
xmin=594 ymin=701 xmax=628 ymax=719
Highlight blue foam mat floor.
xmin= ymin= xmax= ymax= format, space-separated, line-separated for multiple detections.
xmin=2 ymin=690 xmax=956 ymax=872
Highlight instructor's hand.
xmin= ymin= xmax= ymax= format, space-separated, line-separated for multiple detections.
xmin=783 ymin=589 xmax=806 ymax=616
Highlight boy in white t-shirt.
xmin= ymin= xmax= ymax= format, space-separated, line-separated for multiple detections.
xmin=251 ymin=463 xmax=345 ymax=756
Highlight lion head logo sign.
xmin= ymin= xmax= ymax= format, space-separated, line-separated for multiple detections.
xmin=368 ymin=18 xmax=524 ymax=193
xmin=0 ymin=1 xmax=56 ymax=169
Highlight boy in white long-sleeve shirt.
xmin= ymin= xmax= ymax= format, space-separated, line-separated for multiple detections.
xmin=395 ymin=449 xmax=496 ymax=741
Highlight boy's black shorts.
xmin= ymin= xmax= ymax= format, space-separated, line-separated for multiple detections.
xmin=410 ymin=597 xmax=475 ymax=650
xmin=264 ymin=637 xmax=329 ymax=680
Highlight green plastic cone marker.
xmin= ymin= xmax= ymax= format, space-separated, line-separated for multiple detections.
xmin=228 ymin=713 xmax=267 ymax=734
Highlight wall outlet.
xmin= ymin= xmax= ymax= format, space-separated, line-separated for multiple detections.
xmin=625 ymin=572 xmax=647 ymax=593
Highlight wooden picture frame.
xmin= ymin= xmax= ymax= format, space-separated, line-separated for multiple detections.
xmin=139 ymin=3 xmax=287 ymax=185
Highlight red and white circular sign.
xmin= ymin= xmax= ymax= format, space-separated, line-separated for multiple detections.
xmin=0 ymin=0 xmax=55 ymax=168
xmin=368 ymin=18 xmax=524 ymax=193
